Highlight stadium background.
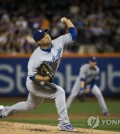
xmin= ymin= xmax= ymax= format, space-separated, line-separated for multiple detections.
xmin=0 ymin=0 xmax=120 ymax=133
xmin=0 ymin=54 xmax=120 ymax=97
xmin=0 ymin=0 xmax=120 ymax=97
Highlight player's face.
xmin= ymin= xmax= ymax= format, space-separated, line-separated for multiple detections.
xmin=37 ymin=33 xmax=51 ymax=47
xmin=89 ymin=61 xmax=97 ymax=69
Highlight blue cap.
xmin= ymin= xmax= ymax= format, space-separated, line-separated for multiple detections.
xmin=33 ymin=29 xmax=48 ymax=41
xmin=89 ymin=56 xmax=97 ymax=62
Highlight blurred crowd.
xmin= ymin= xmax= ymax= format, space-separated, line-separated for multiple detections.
xmin=0 ymin=0 xmax=120 ymax=54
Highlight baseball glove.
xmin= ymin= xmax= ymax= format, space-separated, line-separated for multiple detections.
xmin=78 ymin=88 xmax=90 ymax=103
xmin=38 ymin=62 xmax=54 ymax=82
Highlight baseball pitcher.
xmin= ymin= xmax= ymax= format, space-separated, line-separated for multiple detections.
xmin=0 ymin=17 xmax=77 ymax=132
xmin=66 ymin=57 xmax=110 ymax=115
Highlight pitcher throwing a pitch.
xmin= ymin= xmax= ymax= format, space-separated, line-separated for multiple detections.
xmin=0 ymin=17 xmax=77 ymax=132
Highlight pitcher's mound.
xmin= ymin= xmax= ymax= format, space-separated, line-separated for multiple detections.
xmin=0 ymin=121 xmax=119 ymax=134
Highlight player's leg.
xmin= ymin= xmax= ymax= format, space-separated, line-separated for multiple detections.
xmin=28 ymin=82 xmax=70 ymax=124
xmin=45 ymin=83 xmax=77 ymax=131
xmin=91 ymin=85 xmax=109 ymax=115
xmin=1 ymin=93 xmax=44 ymax=117
xmin=66 ymin=78 xmax=80 ymax=109
xmin=27 ymin=81 xmax=76 ymax=131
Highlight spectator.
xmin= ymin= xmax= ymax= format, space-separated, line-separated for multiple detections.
xmin=0 ymin=0 xmax=119 ymax=53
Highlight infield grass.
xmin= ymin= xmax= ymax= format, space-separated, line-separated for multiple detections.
xmin=0 ymin=97 xmax=120 ymax=132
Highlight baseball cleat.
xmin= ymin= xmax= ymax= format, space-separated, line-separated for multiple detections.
xmin=103 ymin=111 xmax=110 ymax=116
xmin=0 ymin=105 xmax=4 ymax=118
xmin=58 ymin=124 xmax=77 ymax=132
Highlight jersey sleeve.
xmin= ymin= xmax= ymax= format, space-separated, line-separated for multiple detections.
xmin=57 ymin=33 xmax=73 ymax=47
xmin=79 ymin=66 xmax=87 ymax=81
xmin=27 ymin=61 xmax=37 ymax=79
xmin=94 ymin=67 xmax=100 ymax=80
xmin=28 ymin=60 xmax=43 ymax=80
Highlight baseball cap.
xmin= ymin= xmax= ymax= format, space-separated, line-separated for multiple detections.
xmin=89 ymin=56 xmax=97 ymax=62
xmin=33 ymin=29 xmax=48 ymax=41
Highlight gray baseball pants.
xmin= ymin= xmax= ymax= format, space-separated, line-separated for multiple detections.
xmin=66 ymin=78 xmax=108 ymax=113
xmin=1 ymin=79 xmax=70 ymax=125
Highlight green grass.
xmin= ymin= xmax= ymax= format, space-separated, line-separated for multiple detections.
xmin=68 ymin=99 xmax=120 ymax=114
xmin=1 ymin=98 xmax=120 ymax=132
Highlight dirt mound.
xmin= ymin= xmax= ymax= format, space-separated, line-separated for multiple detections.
xmin=0 ymin=121 xmax=119 ymax=134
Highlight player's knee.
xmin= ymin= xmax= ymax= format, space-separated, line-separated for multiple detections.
xmin=58 ymin=87 xmax=65 ymax=95
xmin=29 ymin=104 xmax=37 ymax=110
xmin=95 ymin=91 xmax=102 ymax=98
xmin=71 ymin=93 xmax=77 ymax=98
xmin=61 ymin=89 xmax=65 ymax=96
xmin=26 ymin=102 xmax=37 ymax=110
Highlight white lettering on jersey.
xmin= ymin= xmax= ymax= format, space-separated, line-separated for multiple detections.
xmin=51 ymin=47 xmax=62 ymax=63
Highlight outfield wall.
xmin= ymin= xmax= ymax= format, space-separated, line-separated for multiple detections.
xmin=0 ymin=53 xmax=120 ymax=97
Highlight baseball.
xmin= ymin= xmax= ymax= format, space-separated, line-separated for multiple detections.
xmin=61 ymin=17 xmax=67 ymax=22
